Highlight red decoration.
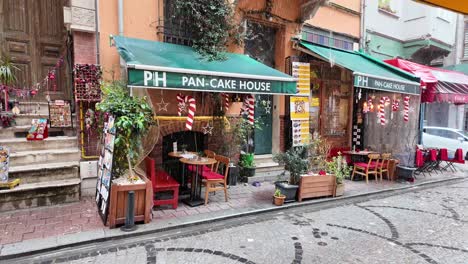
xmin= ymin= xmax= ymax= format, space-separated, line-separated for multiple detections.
xmin=318 ymin=170 xmax=326 ymax=175
xmin=74 ymin=64 xmax=102 ymax=102
xmin=403 ymin=96 xmax=410 ymax=122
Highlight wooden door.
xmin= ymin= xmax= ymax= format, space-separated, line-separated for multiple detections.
xmin=0 ymin=0 xmax=69 ymax=100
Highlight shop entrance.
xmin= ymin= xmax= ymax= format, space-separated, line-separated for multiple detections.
xmin=244 ymin=20 xmax=276 ymax=154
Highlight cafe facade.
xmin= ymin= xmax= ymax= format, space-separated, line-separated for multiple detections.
xmin=295 ymin=41 xmax=422 ymax=165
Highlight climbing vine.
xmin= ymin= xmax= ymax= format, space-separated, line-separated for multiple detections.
xmin=174 ymin=0 xmax=242 ymax=61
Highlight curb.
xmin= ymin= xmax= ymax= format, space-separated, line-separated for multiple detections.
xmin=1 ymin=176 xmax=466 ymax=261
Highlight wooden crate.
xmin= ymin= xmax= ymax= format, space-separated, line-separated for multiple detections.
xmin=108 ymin=174 xmax=153 ymax=228
xmin=298 ymin=174 xmax=336 ymax=202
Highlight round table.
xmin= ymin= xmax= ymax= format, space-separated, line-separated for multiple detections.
xmin=179 ymin=157 xmax=217 ymax=207
xmin=168 ymin=151 xmax=196 ymax=158
xmin=342 ymin=150 xmax=379 ymax=163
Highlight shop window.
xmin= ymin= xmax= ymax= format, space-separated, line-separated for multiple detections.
xmin=158 ymin=0 xmax=194 ymax=46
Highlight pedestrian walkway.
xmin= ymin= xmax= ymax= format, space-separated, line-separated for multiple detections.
xmin=0 ymin=166 xmax=466 ymax=257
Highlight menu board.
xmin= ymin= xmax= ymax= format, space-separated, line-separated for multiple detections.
xmin=292 ymin=62 xmax=310 ymax=96
xmin=291 ymin=96 xmax=310 ymax=146
xmin=0 ymin=147 xmax=9 ymax=183
xmin=49 ymin=100 xmax=72 ymax=128
xmin=96 ymin=115 xmax=116 ymax=224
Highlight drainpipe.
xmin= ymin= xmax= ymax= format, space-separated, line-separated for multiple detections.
xmin=95 ymin=0 xmax=100 ymax=64
xmin=118 ymin=0 xmax=124 ymax=37
xmin=360 ymin=0 xmax=366 ymax=51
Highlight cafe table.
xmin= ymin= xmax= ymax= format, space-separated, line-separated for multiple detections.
xmin=166 ymin=151 xmax=197 ymax=190
xmin=179 ymin=157 xmax=217 ymax=207
xmin=342 ymin=150 xmax=379 ymax=164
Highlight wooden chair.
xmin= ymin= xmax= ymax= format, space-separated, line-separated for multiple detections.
xmin=188 ymin=149 xmax=216 ymax=173
xmin=351 ymin=154 xmax=380 ymax=184
xmin=201 ymin=154 xmax=230 ymax=205
xmin=378 ymin=153 xmax=391 ymax=181
xmin=145 ymin=157 xmax=180 ymax=209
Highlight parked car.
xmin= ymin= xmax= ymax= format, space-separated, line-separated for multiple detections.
xmin=422 ymin=126 xmax=468 ymax=160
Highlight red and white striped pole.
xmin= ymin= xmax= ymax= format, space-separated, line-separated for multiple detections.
xmin=177 ymin=93 xmax=184 ymax=116
xmin=221 ymin=93 xmax=229 ymax=112
xmin=185 ymin=95 xmax=196 ymax=130
xmin=403 ymin=96 xmax=410 ymax=122
xmin=379 ymin=97 xmax=390 ymax=126
xmin=247 ymin=95 xmax=255 ymax=125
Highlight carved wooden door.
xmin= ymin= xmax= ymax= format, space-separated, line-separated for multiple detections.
xmin=0 ymin=0 xmax=70 ymax=100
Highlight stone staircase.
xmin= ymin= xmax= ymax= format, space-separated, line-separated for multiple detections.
xmin=0 ymin=101 xmax=81 ymax=212
xmin=248 ymin=154 xmax=289 ymax=184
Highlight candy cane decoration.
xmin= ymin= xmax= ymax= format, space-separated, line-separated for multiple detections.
xmin=379 ymin=97 xmax=390 ymax=126
xmin=368 ymin=98 xmax=374 ymax=112
xmin=392 ymin=99 xmax=400 ymax=112
xmin=185 ymin=95 xmax=196 ymax=130
xmin=221 ymin=93 xmax=230 ymax=112
xmin=403 ymin=96 xmax=410 ymax=122
xmin=176 ymin=93 xmax=184 ymax=116
xmin=247 ymin=95 xmax=255 ymax=125
xmin=241 ymin=95 xmax=249 ymax=115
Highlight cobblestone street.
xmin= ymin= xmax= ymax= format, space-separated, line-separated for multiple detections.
xmin=8 ymin=179 xmax=468 ymax=264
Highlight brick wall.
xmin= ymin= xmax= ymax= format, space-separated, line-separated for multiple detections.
xmin=73 ymin=31 xmax=97 ymax=64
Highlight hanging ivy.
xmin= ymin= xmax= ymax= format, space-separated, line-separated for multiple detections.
xmin=174 ymin=0 xmax=242 ymax=61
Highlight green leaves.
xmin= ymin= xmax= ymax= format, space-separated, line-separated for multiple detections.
xmin=174 ymin=0 xmax=240 ymax=61
xmin=273 ymin=146 xmax=310 ymax=185
xmin=97 ymin=81 xmax=155 ymax=177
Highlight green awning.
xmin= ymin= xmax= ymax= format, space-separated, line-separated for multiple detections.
xmin=113 ymin=36 xmax=297 ymax=95
xmin=299 ymin=42 xmax=421 ymax=95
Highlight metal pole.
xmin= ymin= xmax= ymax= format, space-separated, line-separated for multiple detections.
xmin=121 ymin=191 xmax=137 ymax=231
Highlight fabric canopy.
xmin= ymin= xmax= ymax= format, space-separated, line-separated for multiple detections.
xmin=385 ymin=58 xmax=468 ymax=104
xmin=414 ymin=0 xmax=468 ymax=15
xmin=113 ymin=36 xmax=296 ymax=95
xmin=299 ymin=42 xmax=421 ymax=95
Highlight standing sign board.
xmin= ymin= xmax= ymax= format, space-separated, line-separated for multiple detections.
xmin=291 ymin=62 xmax=311 ymax=147
xmin=96 ymin=115 xmax=116 ymax=224
xmin=0 ymin=147 xmax=9 ymax=183
xmin=49 ymin=100 xmax=73 ymax=128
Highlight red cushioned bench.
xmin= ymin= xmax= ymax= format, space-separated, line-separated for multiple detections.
xmin=145 ymin=157 xmax=179 ymax=209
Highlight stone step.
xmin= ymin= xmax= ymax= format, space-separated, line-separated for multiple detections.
xmin=9 ymin=148 xmax=81 ymax=166
xmin=254 ymin=154 xmax=274 ymax=163
xmin=8 ymin=161 xmax=80 ymax=184
xmin=0 ymin=125 xmax=72 ymax=139
xmin=0 ymin=178 xmax=80 ymax=212
xmin=0 ymin=136 xmax=78 ymax=151
xmin=17 ymin=101 xmax=50 ymax=115
xmin=248 ymin=171 xmax=289 ymax=184
xmin=12 ymin=113 xmax=49 ymax=126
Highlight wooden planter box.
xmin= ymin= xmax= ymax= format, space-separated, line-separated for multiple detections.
xmin=108 ymin=174 xmax=153 ymax=228
xmin=298 ymin=174 xmax=336 ymax=202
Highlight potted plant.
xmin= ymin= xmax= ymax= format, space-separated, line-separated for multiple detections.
xmin=273 ymin=146 xmax=309 ymax=202
xmin=96 ymin=81 xmax=155 ymax=227
xmin=239 ymin=152 xmax=256 ymax=178
xmin=273 ymin=188 xmax=286 ymax=206
xmin=0 ymin=52 xmax=18 ymax=125
xmin=326 ymin=153 xmax=351 ymax=196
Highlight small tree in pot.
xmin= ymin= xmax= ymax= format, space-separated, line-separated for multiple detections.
xmin=326 ymin=153 xmax=351 ymax=196
xmin=273 ymin=146 xmax=309 ymax=202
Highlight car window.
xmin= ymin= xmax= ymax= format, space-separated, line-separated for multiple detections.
xmin=425 ymin=129 xmax=438 ymax=136
xmin=444 ymin=131 xmax=459 ymax=140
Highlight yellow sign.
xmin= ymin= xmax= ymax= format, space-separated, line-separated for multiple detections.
xmin=290 ymin=96 xmax=310 ymax=120
xmin=310 ymin=97 xmax=320 ymax=107
xmin=292 ymin=62 xmax=310 ymax=96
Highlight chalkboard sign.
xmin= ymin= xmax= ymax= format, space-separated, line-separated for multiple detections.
xmin=96 ymin=115 xmax=116 ymax=224
xmin=48 ymin=100 xmax=73 ymax=128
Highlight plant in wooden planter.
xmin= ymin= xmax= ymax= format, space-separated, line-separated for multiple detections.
xmin=273 ymin=188 xmax=286 ymax=206
xmin=273 ymin=146 xmax=309 ymax=202
xmin=96 ymin=81 xmax=155 ymax=227
xmin=326 ymin=153 xmax=352 ymax=197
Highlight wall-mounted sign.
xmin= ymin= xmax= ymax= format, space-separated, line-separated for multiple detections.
xmin=96 ymin=115 xmax=116 ymax=224
xmin=127 ymin=69 xmax=297 ymax=95
xmin=290 ymin=96 xmax=310 ymax=120
xmin=292 ymin=120 xmax=310 ymax=147
xmin=354 ymin=73 xmax=420 ymax=95
xmin=292 ymin=62 xmax=310 ymax=96
xmin=49 ymin=100 xmax=72 ymax=128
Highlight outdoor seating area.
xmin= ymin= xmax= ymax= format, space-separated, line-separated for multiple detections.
xmin=146 ymin=149 xmax=232 ymax=210
xmin=415 ymin=148 xmax=466 ymax=177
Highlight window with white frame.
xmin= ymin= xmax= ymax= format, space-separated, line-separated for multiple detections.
xmin=464 ymin=22 xmax=468 ymax=58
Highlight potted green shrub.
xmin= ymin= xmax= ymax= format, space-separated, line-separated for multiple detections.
xmin=273 ymin=146 xmax=309 ymax=202
xmin=273 ymin=188 xmax=286 ymax=206
xmin=239 ymin=152 xmax=256 ymax=178
xmin=326 ymin=153 xmax=351 ymax=196
xmin=96 ymin=81 xmax=155 ymax=227
xmin=0 ymin=52 xmax=18 ymax=125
